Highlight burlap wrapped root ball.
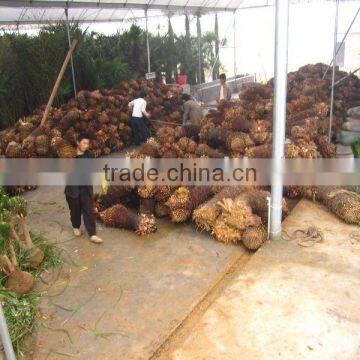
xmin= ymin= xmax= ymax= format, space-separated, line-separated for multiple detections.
xmin=227 ymin=132 xmax=254 ymax=154
xmin=316 ymin=135 xmax=337 ymax=158
xmin=138 ymin=137 xmax=160 ymax=158
xmin=165 ymin=187 xmax=191 ymax=210
xmin=242 ymin=225 xmax=268 ymax=250
xmin=177 ymin=137 xmax=198 ymax=154
xmin=211 ymin=196 xmax=262 ymax=245
xmin=154 ymin=185 xmax=176 ymax=202
xmin=344 ymin=185 xmax=360 ymax=194
xmin=316 ymin=186 xmax=360 ymax=224
xmin=139 ymin=198 xmax=156 ymax=215
xmin=5 ymin=269 xmax=36 ymax=296
xmin=217 ymin=198 xmax=262 ymax=231
xmin=50 ymin=137 xmax=76 ymax=158
xmin=192 ymin=186 xmax=245 ymax=232
xmin=154 ymin=202 xmax=170 ymax=218
xmin=174 ymin=125 xmax=201 ymax=140
xmin=195 ymin=144 xmax=224 ymax=158
xmin=199 ymin=125 xmax=232 ymax=149
xmin=138 ymin=185 xmax=157 ymax=199
xmin=5 ymin=141 xmax=26 ymax=158
xmin=0 ymin=79 xmax=182 ymax=159
xmin=157 ymin=126 xmax=175 ymax=145
xmin=166 ymin=186 xmax=213 ymax=223
xmin=212 ymin=218 xmax=243 ymax=244
xmin=100 ymin=204 xmax=157 ymax=235
xmin=241 ymin=189 xmax=289 ymax=223
xmin=94 ymin=185 xmax=137 ymax=214
xmin=245 ymin=143 xmax=300 ymax=158
xmin=210 ymin=189 xmax=281 ymax=248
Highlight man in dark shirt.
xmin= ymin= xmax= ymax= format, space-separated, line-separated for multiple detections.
xmin=64 ymin=133 xmax=103 ymax=244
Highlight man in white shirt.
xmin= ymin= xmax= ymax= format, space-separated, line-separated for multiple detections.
xmin=128 ymin=90 xmax=150 ymax=145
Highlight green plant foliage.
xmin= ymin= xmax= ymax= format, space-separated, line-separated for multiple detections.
xmin=351 ymin=138 xmax=360 ymax=158
xmin=0 ymin=187 xmax=61 ymax=355
xmin=0 ymin=289 xmax=40 ymax=357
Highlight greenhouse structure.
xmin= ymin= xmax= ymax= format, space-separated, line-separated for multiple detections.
xmin=0 ymin=0 xmax=360 ymax=360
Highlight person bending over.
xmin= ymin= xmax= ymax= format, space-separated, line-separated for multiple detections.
xmin=128 ymin=90 xmax=150 ymax=145
xmin=182 ymin=94 xmax=203 ymax=126
xmin=64 ymin=133 xmax=103 ymax=244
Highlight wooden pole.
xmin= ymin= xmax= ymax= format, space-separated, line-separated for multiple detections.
xmin=40 ymin=39 xmax=78 ymax=127
xmin=149 ymin=119 xmax=181 ymax=126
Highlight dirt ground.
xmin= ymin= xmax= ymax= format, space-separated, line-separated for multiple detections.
xmin=157 ymin=199 xmax=360 ymax=360
xmin=24 ymin=186 xmax=249 ymax=359
xmin=19 ymin=187 xmax=360 ymax=360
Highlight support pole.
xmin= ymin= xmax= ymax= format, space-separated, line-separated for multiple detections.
xmin=65 ymin=8 xmax=77 ymax=96
xmin=323 ymin=6 xmax=359 ymax=79
xmin=145 ymin=9 xmax=151 ymax=73
xmin=197 ymin=13 xmax=202 ymax=84
xmin=233 ymin=11 xmax=237 ymax=82
xmin=270 ymin=0 xmax=289 ymax=240
xmin=329 ymin=0 xmax=339 ymax=142
xmin=332 ymin=65 xmax=360 ymax=88
xmin=0 ymin=304 xmax=16 ymax=360
xmin=40 ymin=39 xmax=78 ymax=127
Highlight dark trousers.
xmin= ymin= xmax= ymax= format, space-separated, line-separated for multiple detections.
xmin=66 ymin=189 xmax=96 ymax=236
xmin=131 ymin=116 xmax=148 ymax=145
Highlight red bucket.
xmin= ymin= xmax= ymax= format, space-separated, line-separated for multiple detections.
xmin=178 ymin=74 xmax=187 ymax=85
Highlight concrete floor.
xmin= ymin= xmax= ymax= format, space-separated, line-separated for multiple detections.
xmin=160 ymin=199 xmax=360 ymax=360
xmin=24 ymin=187 xmax=247 ymax=359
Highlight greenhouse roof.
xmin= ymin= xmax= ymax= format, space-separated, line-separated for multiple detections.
xmin=0 ymin=0 xmax=269 ymax=25
xmin=0 ymin=0 xmax=356 ymax=25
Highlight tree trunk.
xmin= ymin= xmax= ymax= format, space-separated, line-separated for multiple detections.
xmin=213 ymin=13 xmax=220 ymax=80
xmin=168 ymin=17 xmax=178 ymax=82
xmin=196 ymin=14 xmax=205 ymax=84
xmin=185 ymin=15 xmax=196 ymax=85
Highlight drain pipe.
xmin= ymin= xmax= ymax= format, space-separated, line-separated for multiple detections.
xmin=270 ymin=0 xmax=289 ymax=240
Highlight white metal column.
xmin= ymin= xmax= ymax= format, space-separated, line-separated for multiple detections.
xmin=322 ymin=6 xmax=359 ymax=79
xmin=270 ymin=0 xmax=289 ymax=240
xmin=233 ymin=11 xmax=237 ymax=78
xmin=329 ymin=0 xmax=340 ymax=141
xmin=145 ymin=9 xmax=151 ymax=73
xmin=0 ymin=304 xmax=16 ymax=360
xmin=197 ymin=14 xmax=202 ymax=84
xmin=65 ymin=8 xmax=77 ymax=96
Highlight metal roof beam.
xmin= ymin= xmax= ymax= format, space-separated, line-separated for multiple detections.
xmin=0 ymin=13 xmax=166 ymax=26
xmin=0 ymin=0 xmax=240 ymax=12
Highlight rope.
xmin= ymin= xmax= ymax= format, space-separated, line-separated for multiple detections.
xmin=349 ymin=231 xmax=360 ymax=248
xmin=281 ymin=226 xmax=324 ymax=247
xmin=283 ymin=226 xmax=360 ymax=248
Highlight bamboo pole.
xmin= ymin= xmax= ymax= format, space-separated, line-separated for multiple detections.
xmin=149 ymin=119 xmax=181 ymax=126
xmin=65 ymin=8 xmax=77 ymax=96
xmin=40 ymin=39 xmax=78 ymax=127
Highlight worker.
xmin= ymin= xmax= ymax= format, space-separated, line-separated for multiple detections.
xmin=218 ymin=73 xmax=232 ymax=101
xmin=182 ymin=94 xmax=203 ymax=126
xmin=64 ymin=133 xmax=103 ymax=244
xmin=128 ymin=90 xmax=150 ymax=145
